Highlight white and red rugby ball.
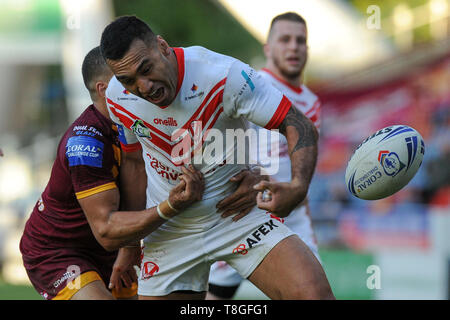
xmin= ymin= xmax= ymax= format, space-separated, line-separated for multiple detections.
xmin=345 ymin=125 xmax=425 ymax=200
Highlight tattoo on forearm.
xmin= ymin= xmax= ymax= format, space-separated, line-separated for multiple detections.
xmin=278 ymin=107 xmax=318 ymax=156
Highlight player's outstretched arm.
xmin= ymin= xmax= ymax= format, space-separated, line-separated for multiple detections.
xmin=255 ymin=107 xmax=318 ymax=217
xmin=79 ymin=164 xmax=204 ymax=251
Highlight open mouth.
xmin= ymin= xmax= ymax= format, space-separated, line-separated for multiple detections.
xmin=286 ymin=57 xmax=300 ymax=64
xmin=147 ymin=87 xmax=165 ymax=104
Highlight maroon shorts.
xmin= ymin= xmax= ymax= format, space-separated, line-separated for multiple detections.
xmin=20 ymin=233 xmax=118 ymax=300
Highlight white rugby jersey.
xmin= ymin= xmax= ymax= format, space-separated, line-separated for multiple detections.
xmin=253 ymin=68 xmax=321 ymax=183
xmin=106 ymin=46 xmax=292 ymax=218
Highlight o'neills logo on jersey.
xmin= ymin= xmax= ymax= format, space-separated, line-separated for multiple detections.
xmin=153 ymin=117 xmax=178 ymax=126
xmin=234 ymin=219 xmax=280 ymax=254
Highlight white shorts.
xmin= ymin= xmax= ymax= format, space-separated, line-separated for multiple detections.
xmin=208 ymin=204 xmax=320 ymax=287
xmin=138 ymin=206 xmax=295 ymax=296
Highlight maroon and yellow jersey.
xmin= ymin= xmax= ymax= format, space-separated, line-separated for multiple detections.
xmin=20 ymin=105 xmax=121 ymax=298
xmin=21 ymin=104 xmax=120 ymax=248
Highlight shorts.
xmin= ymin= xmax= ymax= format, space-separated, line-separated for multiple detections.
xmin=138 ymin=207 xmax=295 ymax=296
xmin=208 ymin=204 xmax=320 ymax=287
xmin=20 ymin=235 xmax=136 ymax=300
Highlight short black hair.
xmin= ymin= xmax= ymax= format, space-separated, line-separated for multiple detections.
xmin=100 ymin=15 xmax=156 ymax=61
xmin=81 ymin=46 xmax=111 ymax=96
xmin=269 ymin=12 xmax=307 ymax=34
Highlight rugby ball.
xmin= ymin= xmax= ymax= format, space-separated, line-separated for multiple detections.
xmin=345 ymin=125 xmax=425 ymax=200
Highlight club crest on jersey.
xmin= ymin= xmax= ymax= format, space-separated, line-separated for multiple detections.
xmin=378 ymin=150 xmax=405 ymax=177
xmin=141 ymin=261 xmax=159 ymax=280
xmin=131 ymin=119 xmax=152 ymax=139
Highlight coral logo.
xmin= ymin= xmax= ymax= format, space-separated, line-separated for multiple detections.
xmin=378 ymin=150 xmax=405 ymax=177
xmin=141 ymin=261 xmax=159 ymax=280
xmin=123 ymin=89 xmax=130 ymax=95
xmin=191 ymin=84 xmax=198 ymax=92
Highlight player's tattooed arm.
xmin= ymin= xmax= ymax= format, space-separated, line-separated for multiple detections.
xmin=278 ymin=106 xmax=318 ymax=154
xmin=255 ymin=106 xmax=318 ymax=216
xmin=278 ymin=106 xmax=318 ymax=194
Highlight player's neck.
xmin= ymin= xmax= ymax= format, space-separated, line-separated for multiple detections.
xmin=264 ymin=65 xmax=302 ymax=89
xmin=93 ymin=101 xmax=110 ymax=121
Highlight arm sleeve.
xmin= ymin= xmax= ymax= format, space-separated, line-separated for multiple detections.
xmin=222 ymin=60 xmax=292 ymax=129
xmin=65 ymin=130 xmax=118 ymax=200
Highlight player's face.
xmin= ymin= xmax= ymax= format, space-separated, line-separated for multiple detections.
xmin=107 ymin=37 xmax=178 ymax=106
xmin=265 ymin=20 xmax=308 ymax=79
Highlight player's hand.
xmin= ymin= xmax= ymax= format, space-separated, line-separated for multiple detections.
xmin=254 ymin=180 xmax=307 ymax=217
xmin=168 ymin=164 xmax=205 ymax=210
xmin=109 ymin=246 xmax=140 ymax=291
xmin=216 ymin=168 xmax=268 ymax=222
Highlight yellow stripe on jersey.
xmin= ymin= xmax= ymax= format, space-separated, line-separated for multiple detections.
xmin=75 ymin=182 xmax=117 ymax=200
xmin=52 ymin=271 xmax=103 ymax=300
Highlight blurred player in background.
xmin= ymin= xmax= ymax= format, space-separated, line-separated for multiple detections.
xmin=101 ymin=16 xmax=333 ymax=300
xmin=0 ymin=148 xmax=3 ymax=156
xmin=19 ymin=47 xmax=205 ymax=300
xmin=208 ymin=12 xmax=322 ymax=299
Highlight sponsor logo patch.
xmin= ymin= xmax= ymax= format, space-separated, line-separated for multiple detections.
xmin=65 ymin=136 xmax=104 ymax=167
xmin=233 ymin=219 xmax=280 ymax=254
xmin=241 ymin=70 xmax=255 ymax=91
xmin=184 ymin=83 xmax=204 ymax=101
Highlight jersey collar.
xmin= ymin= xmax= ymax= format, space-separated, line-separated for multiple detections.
xmin=261 ymin=68 xmax=303 ymax=94
xmin=159 ymin=47 xmax=184 ymax=109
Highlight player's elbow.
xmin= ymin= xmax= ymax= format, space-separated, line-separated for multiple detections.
xmin=101 ymin=240 xmax=120 ymax=252
xmin=97 ymin=236 xmax=121 ymax=252
xmin=96 ymin=224 xmax=120 ymax=251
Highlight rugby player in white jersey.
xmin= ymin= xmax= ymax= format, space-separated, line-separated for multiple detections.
xmin=208 ymin=12 xmax=322 ymax=299
xmin=100 ymin=15 xmax=334 ymax=300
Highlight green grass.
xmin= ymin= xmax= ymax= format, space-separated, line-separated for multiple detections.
xmin=0 ymin=280 xmax=41 ymax=300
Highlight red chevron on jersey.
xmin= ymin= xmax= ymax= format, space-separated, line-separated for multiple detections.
xmin=107 ymin=79 xmax=226 ymax=166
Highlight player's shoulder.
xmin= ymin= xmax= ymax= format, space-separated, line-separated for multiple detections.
xmin=184 ymin=46 xmax=236 ymax=67
xmin=61 ymin=106 xmax=113 ymax=168
xmin=105 ymin=74 xmax=126 ymax=100
xmin=62 ymin=105 xmax=111 ymax=147
xmin=300 ymin=84 xmax=320 ymax=103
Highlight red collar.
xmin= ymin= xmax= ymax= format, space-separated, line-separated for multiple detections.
xmin=261 ymin=68 xmax=303 ymax=94
xmin=172 ymin=47 xmax=185 ymax=96
xmin=159 ymin=47 xmax=185 ymax=109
